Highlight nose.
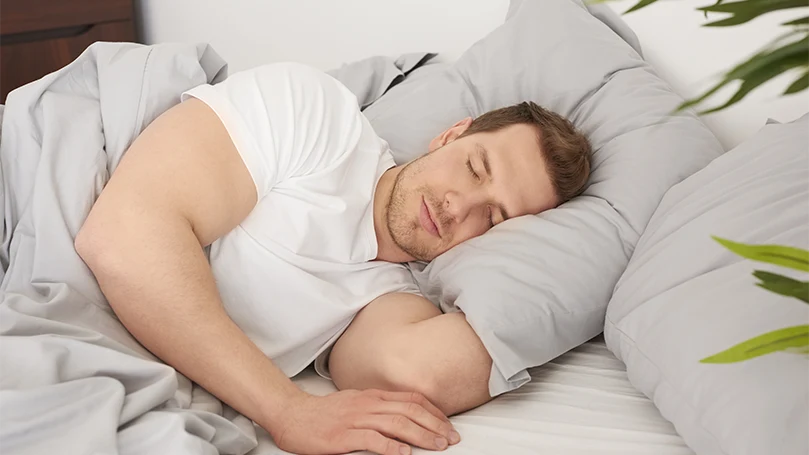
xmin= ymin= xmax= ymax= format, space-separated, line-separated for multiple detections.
xmin=444 ymin=190 xmax=487 ymax=224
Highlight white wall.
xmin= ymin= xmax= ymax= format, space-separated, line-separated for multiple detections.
xmin=136 ymin=0 xmax=509 ymax=70
xmin=605 ymin=0 xmax=809 ymax=149
xmin=137 ymin=0 xmax=809 ymax=150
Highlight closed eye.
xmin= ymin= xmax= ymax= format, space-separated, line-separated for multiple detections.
xmin=466 ymin=160 xmax=480 ymax=181
xmin=488 ymin=206 xmax=495 ymax=228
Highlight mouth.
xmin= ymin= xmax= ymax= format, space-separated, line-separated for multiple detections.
xmin=419 ymin=197 xmax=441 ymax=238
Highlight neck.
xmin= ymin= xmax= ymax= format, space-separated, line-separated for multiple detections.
xmin=373 ymin=166 xmax=414 ymax=263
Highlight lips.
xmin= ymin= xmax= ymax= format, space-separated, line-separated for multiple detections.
xmin=419 ymin=197 xmax=440 ymax=238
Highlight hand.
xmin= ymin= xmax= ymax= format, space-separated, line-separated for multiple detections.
xmin=268 ymin=388 xmax=461 ymax=455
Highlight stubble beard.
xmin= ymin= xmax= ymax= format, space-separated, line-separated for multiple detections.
xmin=386 ymin=158 xmax=437 ymax=262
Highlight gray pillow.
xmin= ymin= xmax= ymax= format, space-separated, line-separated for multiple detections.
xmin=363 ymin=0 xmax=724 ymax=396
xmin=327 ymin=52 xmax=436 ymax=109
xmin=605 ymin=115 xmax=809 ymax=455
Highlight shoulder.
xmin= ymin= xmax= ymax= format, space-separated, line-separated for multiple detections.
xmin=232 ymin=62 xmax=358 ymax=108
xmin=359 ymin=261 xmax=424 ymax=298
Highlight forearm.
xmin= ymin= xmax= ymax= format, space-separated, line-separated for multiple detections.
xmin=76 ymin=211 xmax=300 ymax=433
xmin=329 ymin=293 xmax=493 ymax=416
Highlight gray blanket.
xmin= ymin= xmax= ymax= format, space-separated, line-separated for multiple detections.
xmin=0 ymin=42 xmax=259 ymax=455
xmin=0 ymin=42 xmax=423 ymax=455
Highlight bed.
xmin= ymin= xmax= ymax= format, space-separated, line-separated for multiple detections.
xmin=0 ymin=3 xmax=702 ymax=455
xmin=0 ymin=33 xmax=703 ymax=452
xmin=250 ymin=337 xmax=694 ymax=455
xmin=2 ymin=0 xmax=805 ymax=454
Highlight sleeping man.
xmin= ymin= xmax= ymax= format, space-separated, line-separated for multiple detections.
xmin=76 ymin=63 xmax=591 ymax=455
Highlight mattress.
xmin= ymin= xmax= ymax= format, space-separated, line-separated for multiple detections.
xmin=249 ymin=336 xmax=694 ymax=455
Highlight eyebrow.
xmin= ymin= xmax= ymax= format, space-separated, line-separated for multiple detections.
xmin=476 ymin=143 xmax=511 ymax=221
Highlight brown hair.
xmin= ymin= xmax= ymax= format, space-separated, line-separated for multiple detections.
xmin=459 ymin=101 xmax=592 ymax=204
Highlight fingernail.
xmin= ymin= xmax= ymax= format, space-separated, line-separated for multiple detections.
xmin=399 ymin=445 xmax=410 ymax=455
xmin=435 ymin=437 xmax=448 ymax=449
xmin=449 ymin=430 xmax=461 ymax=444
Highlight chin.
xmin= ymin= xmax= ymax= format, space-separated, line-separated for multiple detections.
xmin=415 ymin=236 xmax=445 ymax=262
xmin=402 ymin=235 xmax=440 ymax=262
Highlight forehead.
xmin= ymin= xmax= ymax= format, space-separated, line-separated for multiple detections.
xmin=483 ymin=123 xmax=540 ymax=153
xmin=475 ymin=124 xmax=558 ymax=215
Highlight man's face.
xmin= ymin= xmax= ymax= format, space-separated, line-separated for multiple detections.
xmin=386 ymin=119 xmax=559 ymax=262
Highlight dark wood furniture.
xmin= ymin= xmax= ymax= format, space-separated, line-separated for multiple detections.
xmin=1 ymin=0 xmax=138 ymax=103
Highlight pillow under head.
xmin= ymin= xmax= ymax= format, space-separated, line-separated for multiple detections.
xmin=363 ymin=0 xmax=724 ymax=395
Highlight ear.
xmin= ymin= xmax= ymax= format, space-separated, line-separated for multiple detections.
xmin=428 ymin=117 xmax=473 ymax=152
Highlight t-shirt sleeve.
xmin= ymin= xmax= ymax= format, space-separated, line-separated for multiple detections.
xmin=181 ymin=62 xmax=364 ymax=200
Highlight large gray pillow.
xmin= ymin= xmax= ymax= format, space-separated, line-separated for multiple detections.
xmin=363 ymin=0 xmax=724 ymax=396
xmin=605 ymin=115 xmax=809 ymax=455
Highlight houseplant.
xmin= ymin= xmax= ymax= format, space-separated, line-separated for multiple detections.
xmin=623 ymin=0 xmax=808 ymax=114
xmin=621 ymin=0 xmax=809 ymax=360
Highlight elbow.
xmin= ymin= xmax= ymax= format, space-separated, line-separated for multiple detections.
xmin=382 ymin=351 xmax=442 ymax=406
xmin=74 ymin=214 xmax=121 ymax=274
xmin=74 ymin=221 xmax=97 ymax=266
xmin=74 ymin=219 xmax=108 ymax=270
xmin=332 ymin=345 xmax=444 ymax=413
xmin=352 ymin=345 xmax=494 ymax=416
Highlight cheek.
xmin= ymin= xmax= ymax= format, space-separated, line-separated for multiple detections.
xmin=449 ymin=221 xmax=489 ymax=247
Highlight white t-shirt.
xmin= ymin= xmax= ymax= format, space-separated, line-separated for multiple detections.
xmin=182 ymin=62 xmax=420 ymax=378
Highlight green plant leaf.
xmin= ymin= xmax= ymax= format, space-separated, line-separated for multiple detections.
xmin=786 ymin=345 xmax=809 ymax=354
xmin=724 ymin=35 xmax=808 ymax=79
xmin=713 ymin=237 xmax=809 ymax=271
xmin=766 ymin=29 xmax=809 ymax=49
xmin=700 ymin=325 xmax=809 ymax=363
xmin=692 ymin=66 xmax=807 ymax=113
xmin=699 ymin=62 xmax=808 ymax=114
xmin=677 ymin=35 xmax=809 ymax=112
xmin=625 ymin=0 xmax=659 ymax=14
xmin=754 ymin=270 xmax=809 ymax=303
xmin=623 ymin=0 xmax=808 ymax=113
xmin=783 ymin=16 xmax=809 ymax=26
xmin=785 ymin=70 xmax=809 ymax=94
xmin=705 ymin=0 xmax=726 ymax=19
xmin=699 ymin=0 xmax=809 ymax=27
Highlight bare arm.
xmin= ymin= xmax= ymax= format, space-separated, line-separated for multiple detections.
xmin=76 ymin=98 xmax=299 ymax=430
xmin=76 ymin=98 xmax=457 ymax=455
xmin=329 ymin=292 xmax=493 ymax=416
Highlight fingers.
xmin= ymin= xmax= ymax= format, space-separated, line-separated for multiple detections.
xmin=357 ymin=414 xmax=451 ymax=451
xmin=372 ymin=400 xmax=458 ymax=445
xmin=341 ymin=429 xmax=411 ymax=455
xmin=332 ymin=390 xmax=461 ymax=455
xmin=372 ymin=390 xmax=460 ymax=444
xmin=375 ymin=390 xmax=451 ymax=423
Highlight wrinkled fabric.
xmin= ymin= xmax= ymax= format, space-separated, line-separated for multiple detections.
xmin=0 ymin=41 xmax=438 ymax=455
xmin=605 ymin=115 xmax=809 ymax=455
xmin=363 ymin=0 xmax=723 ymax=396
xmin=0 ymin=42 xmax=258 ymax=455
